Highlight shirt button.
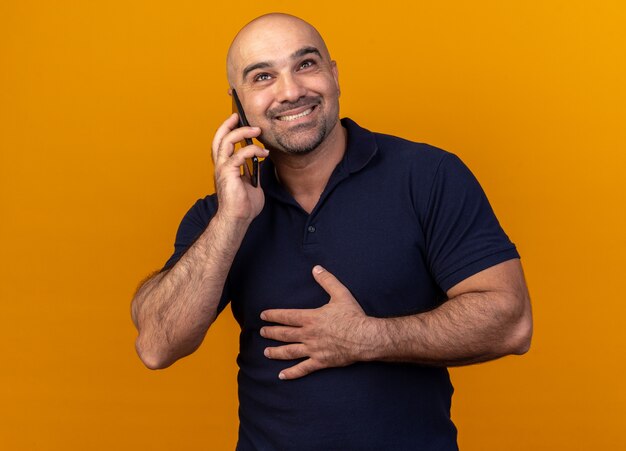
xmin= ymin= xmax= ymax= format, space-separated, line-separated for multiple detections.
xmin=307 ymin=225 xmax=316 ymax=233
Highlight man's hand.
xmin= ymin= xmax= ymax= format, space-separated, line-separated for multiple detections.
xmin=212 ymin=113 xmax=269 ymax=224
xmin=260 ymin=266 xmax=375 ymax=380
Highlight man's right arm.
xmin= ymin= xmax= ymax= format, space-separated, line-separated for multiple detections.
xmin=131 ymin=113 xmax=268 ymax=369
xmin=131 ymin=212 xmax=249 ymax=369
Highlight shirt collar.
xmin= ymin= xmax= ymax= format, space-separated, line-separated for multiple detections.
xmin=340 ymin=117 xmax=379 ymax=174
xmin=260 ymin=117 xmax=378 ymax=198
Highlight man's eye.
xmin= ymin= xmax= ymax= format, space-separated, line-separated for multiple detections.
xmin=299 ymin=60 xmax=315 ymax=70
xmin=253 ymin=73 xmax=271 ymax=82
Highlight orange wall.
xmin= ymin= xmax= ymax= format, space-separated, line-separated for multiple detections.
xmin=1 ymin=1 xmax=625 ymax=449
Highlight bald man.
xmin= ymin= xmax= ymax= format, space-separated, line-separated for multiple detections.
xmin=131 ymin=13 xmax=532 ymax=450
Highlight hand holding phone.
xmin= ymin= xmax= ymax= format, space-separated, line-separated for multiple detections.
xmin=232 ymin=89 xmax=259 ymax=187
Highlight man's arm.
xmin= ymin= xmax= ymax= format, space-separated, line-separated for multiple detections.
xmin=132 ymin=213 xmax=249 ymax=369
xmin=131 ymin=114 xmax=268 ymax=369
xmin=261 ymin=259 xmax=532 ymax=379
xmin=369 ymin=258 xmax=532 ymax=366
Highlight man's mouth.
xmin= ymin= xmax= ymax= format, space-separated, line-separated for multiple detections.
xmin=275 ymin=105 xmax=316 ymax=122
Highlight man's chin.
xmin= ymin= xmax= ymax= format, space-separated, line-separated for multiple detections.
xmin=265 ymin=125 xmax=326 ymax=155
xmin=270 ymin=140 xmax=320 ymax=155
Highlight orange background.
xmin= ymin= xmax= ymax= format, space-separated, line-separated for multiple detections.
xmin=2 ymin=1 xmax=625 ymax=449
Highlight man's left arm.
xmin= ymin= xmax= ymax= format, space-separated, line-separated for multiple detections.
xmin=261 ymin=259 xmax=532 ymax=380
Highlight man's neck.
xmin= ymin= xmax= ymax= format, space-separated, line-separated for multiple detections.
xmin=270 ymin=120 xmax=347 ymax=214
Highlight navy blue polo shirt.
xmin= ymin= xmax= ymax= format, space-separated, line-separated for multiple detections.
xmin=164 ymin=118 xmax=519 ymax=450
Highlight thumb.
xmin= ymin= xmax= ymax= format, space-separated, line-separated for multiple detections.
xmin=312 ymin=265 xmax=352 ymax=302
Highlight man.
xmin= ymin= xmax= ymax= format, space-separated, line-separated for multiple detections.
xmin=131 ymin=13 xmax=532 ymax=450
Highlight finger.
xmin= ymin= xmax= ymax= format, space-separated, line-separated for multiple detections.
xmin=216 ymin=127 xmax=262 ymax=163
xmin=228 ymin=146 xmax=268 ymax=171
xmin=278 ymin=358 xmax=324 ymax=380
xmin=261 ymin=325 xmax=301 ymax=343
xmin=261 ymin=309 xmax=308 ymax=327
xmin=264 ymin=343 xmax=307 ymax=360
xmin=312 ymin=265 xmax=352 ymax=299
xmin=214 ymin=125 xmax=262 ymax=163
xmin=212 ymin=113 xmax=239 ymax=162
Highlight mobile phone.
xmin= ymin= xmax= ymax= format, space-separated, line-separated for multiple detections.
xmin=231 ymin=89 xmax=259 ymax=187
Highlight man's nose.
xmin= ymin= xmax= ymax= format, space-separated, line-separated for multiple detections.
xmin=274 ymin=73 xmax=307 ymax=103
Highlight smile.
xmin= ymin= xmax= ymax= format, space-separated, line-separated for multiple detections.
xmin=276 ymin=107 xmax=315 ymax=122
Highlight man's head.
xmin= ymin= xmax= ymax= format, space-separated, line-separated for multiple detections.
xmin=226 ymin=13 xmax=341 ymax=155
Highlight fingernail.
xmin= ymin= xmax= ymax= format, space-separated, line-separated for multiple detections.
xmin=260 ymin=312 xmax=266 ymax=320
xmin=278 ymin=372 xmax=286 ymax=380
xmin=313 ymin=265 xmax=325 ymax=274
xmin=264 ymin=348 xmax=270 ymax=357
xmin=260 ymin=327 xmax=266 ymax=337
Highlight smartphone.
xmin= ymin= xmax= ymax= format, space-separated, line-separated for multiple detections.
xmin=231 ymin=89 xmax=259 ymax=187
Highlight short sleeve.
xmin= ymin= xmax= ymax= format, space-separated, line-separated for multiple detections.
xmin=162 ymin=196 xmax=218 ymax=270
xmin=424 ymin=153 xmax=519 ymax=292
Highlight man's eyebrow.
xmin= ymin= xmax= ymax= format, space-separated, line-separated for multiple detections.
xmin=241 ymin=47 xmax=323 ymax=81
xmin=242 ymin=61 xmax=271 ymax=81
xmin=291 ymin=46 xmax=322 ymax=59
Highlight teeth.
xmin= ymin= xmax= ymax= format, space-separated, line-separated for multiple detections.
xmin=277 ymin=107 xmax=313 ymax=121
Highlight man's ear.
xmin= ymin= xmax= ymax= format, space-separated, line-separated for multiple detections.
xmin=331 ymin=61 xmax=340 ymax=96
xmin=227 ymin=87 xmax=233 ymax=96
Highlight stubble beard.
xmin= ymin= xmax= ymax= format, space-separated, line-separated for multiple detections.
xmin=271 ymin=120 xmax=328 ymax=155
xmin=260 ymin=97 xmax=337 ymax=155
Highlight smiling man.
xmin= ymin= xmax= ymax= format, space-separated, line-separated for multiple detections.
xmin=131 ymin=13 xmax=532 ymax=450
xmin=226 ymin=17 xmax=341 ymax=157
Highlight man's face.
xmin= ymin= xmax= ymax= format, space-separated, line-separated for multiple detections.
xmin=228 ymin=20 xmax=340 ymax=154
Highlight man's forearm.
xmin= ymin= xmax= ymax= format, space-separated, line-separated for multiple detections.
xmin=365 ymin=290 xmax=532 ymax=367
xmin=131 ymin=212 xmax=250 ymax=369
xmin=261 ymin=261 xmax=532 ymax=380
